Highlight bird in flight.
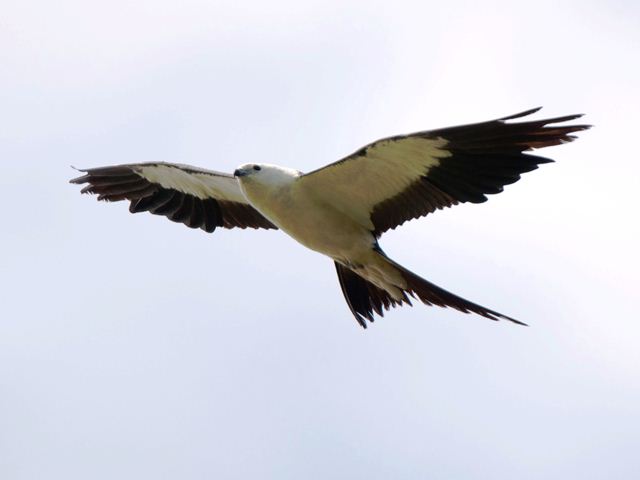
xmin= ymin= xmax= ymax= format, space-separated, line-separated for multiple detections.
xmin=71 ymin=107 xmax=589 ymax=328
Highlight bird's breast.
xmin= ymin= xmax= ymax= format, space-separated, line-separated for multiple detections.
xmin=241 ymin=180 xmax=373 ymax=259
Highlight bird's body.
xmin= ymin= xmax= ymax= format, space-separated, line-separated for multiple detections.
xmin=71 ymin=108 xmax=589 ymax=328
xmin=238 ymin=165 xmax=372 ymax=261
xmin=236 ymin=164 xmax=407 ymax=299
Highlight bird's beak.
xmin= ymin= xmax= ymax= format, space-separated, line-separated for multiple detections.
xmin=234 ymin=168 xmax=247 ymax=178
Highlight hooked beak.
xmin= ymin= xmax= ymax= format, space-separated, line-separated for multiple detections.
xmin=234 ymin=168 xmax=247 ymax=178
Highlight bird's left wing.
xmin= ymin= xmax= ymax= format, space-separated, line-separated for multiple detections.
xmin=71 ymin=162 xmax=276 ymax=232
xmin=299 ymin=108 xmax=589 ymax=236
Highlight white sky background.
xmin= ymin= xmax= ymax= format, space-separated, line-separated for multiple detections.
xmin=1 ymin=0 xmax=639 ymax=478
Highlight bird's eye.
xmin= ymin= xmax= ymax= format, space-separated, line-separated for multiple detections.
xmin=253 ymin=165 xmax=261 ymax=171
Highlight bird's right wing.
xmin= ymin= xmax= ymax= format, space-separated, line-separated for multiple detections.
xmin=70 ymin=162 xmax=277 ymax=232
xmin=299 ymin=108 xmax=589 ymax=237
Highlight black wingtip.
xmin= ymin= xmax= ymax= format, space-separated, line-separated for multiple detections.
xmin=69 ymin=175 xmax=89 ymax=184
xmin=498 ymin=108 xmax=591 ymax=129
xmin=69 ymin=166 xmax=88 ymax=184
xmin=540 ymin=113 xmax=587 ymax=124
xmin=499 ymin=107 xmax=543 ymax=121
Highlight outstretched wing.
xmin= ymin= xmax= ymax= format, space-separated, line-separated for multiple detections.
xmin=70 ymin=162 xmax=277 ymax=232
xmin=300 ymin=108 xmax=590 ymax=237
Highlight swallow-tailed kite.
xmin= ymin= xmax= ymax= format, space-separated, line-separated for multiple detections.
xmin=71 ymin=108 xmax=589 ymax=328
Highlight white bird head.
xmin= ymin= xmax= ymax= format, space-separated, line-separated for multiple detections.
xmin=234 ymin=163 xmax=301 ymax=187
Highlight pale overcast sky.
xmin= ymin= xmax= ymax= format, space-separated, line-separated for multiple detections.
xmin=1 ymin=1 xmax=639 ymax=479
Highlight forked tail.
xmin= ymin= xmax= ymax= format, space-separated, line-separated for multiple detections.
xmin=335 ymin=252 xmax=526 ymax=328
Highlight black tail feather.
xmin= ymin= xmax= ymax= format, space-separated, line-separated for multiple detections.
xmin=385 ymin=256 xmax=527 ymax=326
xmin=335 ymin=262 xmax=410 ymax=328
